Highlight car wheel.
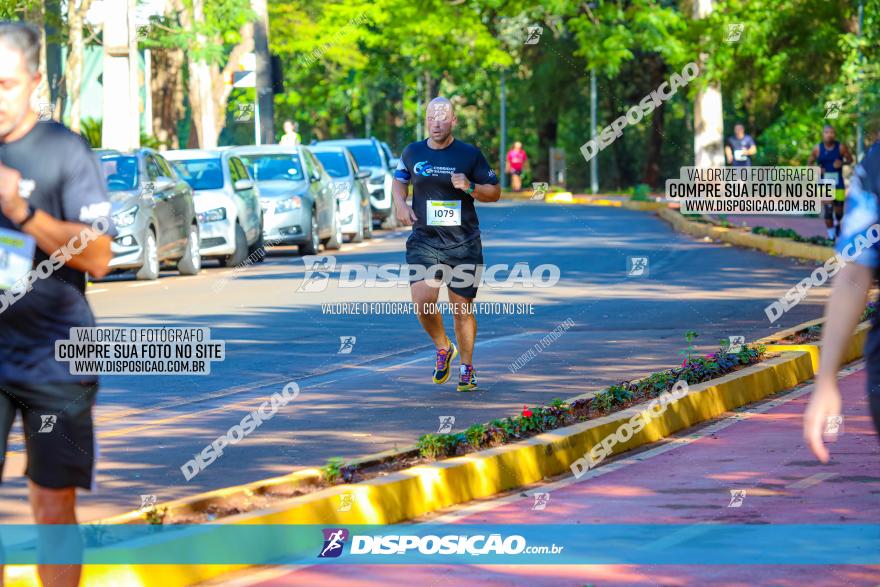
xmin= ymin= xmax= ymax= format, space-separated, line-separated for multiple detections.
xmin=177 ymin=223 xmax=202 ymax=276
xmin=223 ymin=223 xmax=249 ymax=267
xmin=325 ymin=206 xmax=343 ymax=250
xmin=248 ymin=230 xmax=266 ymax=263
xmin=299 ymin=210 xmax=320 ymax=255
xmin=363 ymin=203 xmax=373 ymax=240
xmin=136 ymin=229 xmax=160 ymax=281
xmin=350 ymin=207 xmax=364 ymax=243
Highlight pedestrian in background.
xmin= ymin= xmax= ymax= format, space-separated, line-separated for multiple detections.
xmin=279 ymin=120 xmax=300 ymax=146
xmin=506 ymin=141 xmax=528 ymax=191
xmin=725 ymin=123 xmax=757 ymax=166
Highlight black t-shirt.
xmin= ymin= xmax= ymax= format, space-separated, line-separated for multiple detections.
xmin=394 ymin=138 xmax=498 ymax=249
xmin=727 ymin=134 xmax=756 ymax=166
xmin=0 ymin=121 xmax=113 ymax=385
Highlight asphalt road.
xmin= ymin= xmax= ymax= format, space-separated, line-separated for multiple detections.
xmin=0 ymin=201 xmax=829 ymax=522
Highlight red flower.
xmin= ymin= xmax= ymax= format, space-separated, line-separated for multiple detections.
xmin=522 ymin=405 xmax=533 ymax=418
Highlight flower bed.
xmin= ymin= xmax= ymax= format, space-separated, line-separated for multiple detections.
xmin=156 ymin=340 xmax=767 ymax=524
xmin=751 ymin=226 xmax=833 ymax=248
xmin=776 ymin=303 xmax=877 ymax=344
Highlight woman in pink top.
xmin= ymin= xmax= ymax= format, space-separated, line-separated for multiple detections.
xmin=506 ymin=141 xmax=528 ymax=191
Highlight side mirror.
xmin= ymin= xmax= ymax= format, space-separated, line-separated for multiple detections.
xmin=234 ymin=179 xmax=253 ymax=191
xmin=389 ymin=158 xmax=399 ymax=169
xmin=151 ymin=176 xmax=174 ymax=193
xmin=356 ymin=169 xmax=370 ymax=180
xmin=310 ymin=174 xmax=320 ymax=183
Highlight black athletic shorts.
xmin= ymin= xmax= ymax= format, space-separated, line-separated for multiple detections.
xmin=406 ymin=237 xmax=484 ymax=299
xmin=511 ymin=169 xmax=523 ymax=176
xmin=0 ymin=382 xmax=98 ymax=490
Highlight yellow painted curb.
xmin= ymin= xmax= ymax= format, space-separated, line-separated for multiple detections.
xmin=657 ymin=207 xmax=833 ymax=262
xmin=544 ymin=195 xmax=664 ymax=212
xmin=9 ymin=346 xmax=834 ymax=587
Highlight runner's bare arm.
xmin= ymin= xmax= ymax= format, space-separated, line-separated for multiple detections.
xmin=841 ymin=143 xmax=854 ymax=165
xmin=392 ymin=178 xmax=417 ymax=225
xmin=451 ymin=173 xmax=500 ymax=203
xmin=808 ymin=145 xmax=818 ymax=166
xmin=804 ymin=263 xmax=872 ymax=462
xmin=0 ymin=163 xmax=112 ymax=278
xmin=471 ymin=182 xmax=501 ymax=203
xmin=724 ymin=145 xmax=733 ymax=164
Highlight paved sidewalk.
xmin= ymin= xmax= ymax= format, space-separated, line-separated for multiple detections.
xmin=213 ymin=363 xmax=880 ymax=586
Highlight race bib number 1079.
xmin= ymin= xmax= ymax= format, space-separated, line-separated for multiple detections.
xmin=427 ymin=200 xmax=462 ymax=227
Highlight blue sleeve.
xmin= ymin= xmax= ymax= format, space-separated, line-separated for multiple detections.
xmin=470 ymin=149 xmax=498 ymax=186
xmin=393 ymin=145 xmax=411 ymax=184
xmin=836 ymin=167 xmax=880 ymax=269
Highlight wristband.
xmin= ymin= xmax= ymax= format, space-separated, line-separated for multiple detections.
xmin=466 ymin=181 xmax=475 ymax=195
xmin=17 ymin=202 xmax=36 ymax=229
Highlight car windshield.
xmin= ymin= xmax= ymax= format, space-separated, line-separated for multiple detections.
xmin=313 ymin=152 xmax=350 ymax=178
xmin=100 ymin=156 xmax=139 ymax=192
xmin=239 ymin=154 xmax=304 ymax=182
xmin=170 ymin=159 xmax=224 ymax=190
xmin=345 ymin=144 xmax=382 ymax=169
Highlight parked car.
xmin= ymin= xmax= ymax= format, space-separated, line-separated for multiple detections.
xmin=163 ymin=149 xmax=263 ymax=267
xmin=315 ymin=138 xmax=396 ymax=227
xmin=307 ymin=145 xmax=373 ymax=243
xmin=98 ymin=149 xmax=200 ymax=280
xmin=230 ymin=145 xmax=342 ymax=255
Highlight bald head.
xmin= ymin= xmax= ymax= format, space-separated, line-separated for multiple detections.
xmin=426 ymin=97 xmax=456 ymax=145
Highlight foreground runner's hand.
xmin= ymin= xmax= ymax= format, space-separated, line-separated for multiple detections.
xmin=451 ymin=172 xmax=471 ymax=191
xmin=803 ymin=378 xmax=842 ymax=463
xmin=396 ymin=201 xmax=418 ymax=226
xmin=0 ymin=162 xmax=29 ymax=225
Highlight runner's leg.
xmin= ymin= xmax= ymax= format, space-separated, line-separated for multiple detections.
xmin=411 ymin=280 xmax=447 ymax=349
xmin=29 ymin=482 xmax=81 ymax=587
xmin=449 ymin=288 xmax=476 ymax=365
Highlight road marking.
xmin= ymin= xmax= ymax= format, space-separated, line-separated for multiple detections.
xmin=86 ymin=288 xmax=108 ymax=294
xmin=128 ymin=281 xmax=161 ymax=288
xmin=786 ymin=472 xmax=838 ymax=490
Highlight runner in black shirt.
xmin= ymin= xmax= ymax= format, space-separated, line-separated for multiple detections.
xmin=0 ymin=22 xmax=112 ymax=587
xmin=392 ymin=97 xmax=500 ymax=391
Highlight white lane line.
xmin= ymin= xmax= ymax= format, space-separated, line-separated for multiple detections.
xmin=423 ymin=362 xmax=864 ymax=525
xmin=86 ymin=288 xmax=108 ymax=294
xmin=785 ymin=472 xmax=839 ymax=490
xmin=128 ymin=281 xmax=162 ymax=288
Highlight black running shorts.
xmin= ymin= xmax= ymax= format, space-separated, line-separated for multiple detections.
xmin=0 ymin=382 xmax=98 ymax=490
xmin=406 ymin=237 xmax=484 ymax=299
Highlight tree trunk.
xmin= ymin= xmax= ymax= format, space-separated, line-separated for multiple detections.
xmin=150 ymin=48 xmax=185 ymax=149
xmin=693 ymin=0 xmax=724 ymax=167
xmin=535 ymin=117 xmax=557 ymax=181
xmin=642 ymin=56 xmax=667 ymax=187
xmin=25 ymin=0 xmax=51 ymax=109
xmin=66 ymin=0 xmax=93 ymax=133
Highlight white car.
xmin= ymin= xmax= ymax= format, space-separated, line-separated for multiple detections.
xmin=164 ymin=149 xmax=264 ymax=266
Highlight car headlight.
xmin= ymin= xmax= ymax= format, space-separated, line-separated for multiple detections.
xmin=197 ymin=207 xmax=227 ymax=223
xmin=275 ymin=196 xmax=302 ymax=213
xmin=112 ymin=206 xmax=138 ymax=228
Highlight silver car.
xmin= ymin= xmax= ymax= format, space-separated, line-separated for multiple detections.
xmin=308 ymin=145 xmax=373 ymax=242
xmin=230 ymin=145 xmax=342 ymax=255
xmin=99 ymin=149 xmax=200 ymax=280
xmin=164 ymin=149 xmax=264 ymax=267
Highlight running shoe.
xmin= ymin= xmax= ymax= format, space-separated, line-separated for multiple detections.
xmin=457 ymin=364 xmax=479 ymax=392
xmin=433 ymin=339 xmax=458 ymax=384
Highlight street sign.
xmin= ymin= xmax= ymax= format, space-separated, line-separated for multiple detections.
xmin=233 ymin=70 xmax=255 ymax=88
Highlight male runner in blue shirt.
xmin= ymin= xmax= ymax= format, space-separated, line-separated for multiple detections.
xmin=392 ymin=97 xmax=500 ymax=392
